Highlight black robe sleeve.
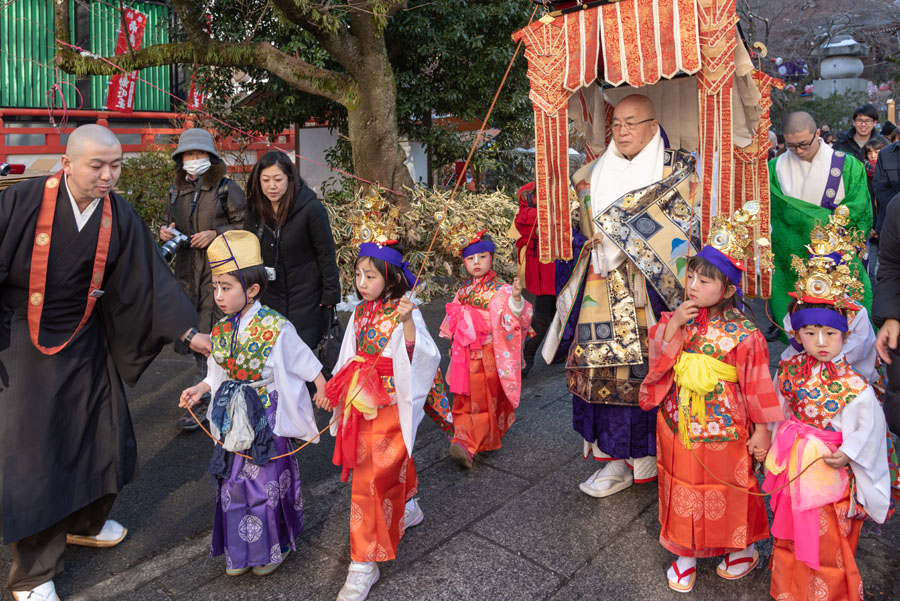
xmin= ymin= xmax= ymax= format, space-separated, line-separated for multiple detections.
xmin=100 ymin=193 xmax=199 ymax=387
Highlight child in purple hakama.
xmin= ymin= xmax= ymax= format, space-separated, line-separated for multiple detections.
xmin=181 ymin=231 xmax=326 ymax=576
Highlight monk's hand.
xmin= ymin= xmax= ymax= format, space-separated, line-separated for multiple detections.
xmin=511 ymin=277 xmax=523 ymax=302
xmin=190 ymin=229 xmax=217 ymax=249
xmin=397 ymin=298 xmax=415 ymax=323
xmin=588 ymin=231 xmax=604 ymax=249
xmin=823 ymin=450 xmax=850 ymax=469
xmin=875 ymin=319 xmax=900 ymax=364
xmin=190 ymin=333 xmax=212 ymax=357
xmin=179 ymin=383 xmax=210 ymax=408
xmin=159 ymin=222 xmax=176 ymax=242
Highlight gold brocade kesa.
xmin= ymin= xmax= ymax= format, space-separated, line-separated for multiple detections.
xmin=705 ymin=200 xmax=773 ymax=271
xmin=789 ymin=205 xmax=866 ymax=308
xmin=348 ymin=189 xmax=400 ymax=247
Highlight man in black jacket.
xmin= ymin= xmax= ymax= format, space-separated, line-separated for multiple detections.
xmin=834 ymin=104 xmax=879 ymax=162
xmin=874 ymin=139 xmax=900 ymax=233
xmin=873 ymin=190 xmax=900 ymax=436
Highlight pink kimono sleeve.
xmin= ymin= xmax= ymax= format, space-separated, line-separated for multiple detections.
xmin=638 ymin=312 xmax=683 ymax=410
xmin=488 ymin=285 xmax=533 ymax=407
xmin=736 ymin=330 xmax=784 ymax=424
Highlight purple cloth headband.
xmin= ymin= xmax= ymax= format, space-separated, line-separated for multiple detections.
xmin=462 ymin=239 xmax=496 ymax=258
xmin=790 ymin=307 xmax=849 ymax=333
xmin=695 ymin=246 xmax=744 ymax=309
xmin=359 ymin=242 xmax=418 ymax=289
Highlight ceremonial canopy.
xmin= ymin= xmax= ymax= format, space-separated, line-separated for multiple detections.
xmin=513 ymin=0 xmax=781 ymax=297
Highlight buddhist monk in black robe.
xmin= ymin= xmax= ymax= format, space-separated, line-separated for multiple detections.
xmin=0 ymin=124 xmax=209 ymax=600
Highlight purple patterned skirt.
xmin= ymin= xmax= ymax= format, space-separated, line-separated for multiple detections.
xmin=572 ymin=396 xmax=657 ymax=460
xmin=210 ymin=399 xmax=303 ymax=570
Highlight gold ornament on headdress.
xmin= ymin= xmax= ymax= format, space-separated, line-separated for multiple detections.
xmin=789 ymin=205 xmax=867 ymax=308
xmin=705 ymin=200 xmax=773 ymax=271
xmin=348 ymin=188 xmax=400 ymax=247
xmin=436 ymin=213 xmax=485 ymax=256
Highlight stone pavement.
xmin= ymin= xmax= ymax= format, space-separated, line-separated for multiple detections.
xmin=4 ymin=297 xmax=900 ymax=601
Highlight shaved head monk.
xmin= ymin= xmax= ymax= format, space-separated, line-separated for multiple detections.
xmin=0 ymin=124 xmax=209 ymax=600
xmin=542 ymin=93 xmax=698 ymax=503
xmin=769 ymin=111 xmax=873 ymax=333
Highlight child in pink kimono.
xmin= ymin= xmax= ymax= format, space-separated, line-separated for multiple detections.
xmin=440 ymin=231 xmax=533 ymax=468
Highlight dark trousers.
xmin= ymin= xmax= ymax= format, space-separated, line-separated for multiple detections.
xmin=7 ymin=494 xmax=116 ymax=591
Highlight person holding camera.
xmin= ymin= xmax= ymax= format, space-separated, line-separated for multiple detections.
xmin=160 ymin=128 xmax=246 ymax=430
xmin=243 ymin=150 xmax=340 ymax=352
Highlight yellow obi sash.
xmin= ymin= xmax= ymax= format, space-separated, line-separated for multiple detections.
xmin=673 ymin=352 xmax=738 ymax=446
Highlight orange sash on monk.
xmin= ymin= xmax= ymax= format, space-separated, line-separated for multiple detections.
xmin=28 ymin=171 xmax=113 ymax=354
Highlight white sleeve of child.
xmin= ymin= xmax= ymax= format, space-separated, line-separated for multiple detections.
xmin=507 ymin=293 xmax=525 ymax=317
xmin=203 ymin=354 xmax=226 ymax=397
xmin=391 ymin=308 xmax=441 ymax=458
xmin=271 ymin=322 xmax=323 ymax=442
xmin=833 ymin=385 xmax=891 ymax=523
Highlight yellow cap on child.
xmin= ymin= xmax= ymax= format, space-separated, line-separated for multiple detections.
xmin=207 ymin=230 xmax=264 ymax=276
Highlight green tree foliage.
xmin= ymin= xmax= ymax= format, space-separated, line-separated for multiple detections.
xmin=197 ymin=1 xmax=536 ymax=189
xmin=118 ymin=149 xmax=172 ymax=231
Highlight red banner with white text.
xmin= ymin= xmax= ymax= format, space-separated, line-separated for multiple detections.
xmin=104 ymin=8 xmax=148 ymax=113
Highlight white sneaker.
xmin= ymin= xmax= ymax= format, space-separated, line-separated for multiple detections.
xmin=66 ymin=519 xmax=127 ymax=548
xmin=629 ymin=455 xmax=658 ymax=483
xmin=336 ymin=561 xmax=379 ymax=601
xmin=12 ymin=580 xmax=60 ymax=601
xmin=404 ymin=498 xmax=424 ymax=529
xmin=578 ymin=459 xmax=634 ymax=498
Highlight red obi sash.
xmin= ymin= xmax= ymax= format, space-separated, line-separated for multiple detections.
xmin=325 ymin=352 xmax=395 ymax=482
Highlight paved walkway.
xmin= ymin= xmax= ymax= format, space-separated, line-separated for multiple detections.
xmin=3 ymin=298 xmax=899 ymax=600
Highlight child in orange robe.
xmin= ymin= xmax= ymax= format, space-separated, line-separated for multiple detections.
xmin=639 ymin=212 xmax=784 ymax=593
xmin=440 ymin=231 xmax=533 ymax=468
xmin=765 ymin=297 xmax=893 ymax=601
xmin=318 ymin=240 xmax=442 ymax=601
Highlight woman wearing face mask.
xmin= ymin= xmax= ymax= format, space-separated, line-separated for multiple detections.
xmin=243 ymin=150 xmax=341 ymax=355
xmin=161 ymin=128 xmax=247 ymax=431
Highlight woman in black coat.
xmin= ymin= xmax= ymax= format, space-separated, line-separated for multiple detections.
xmin=244 ymin=151 xmax=341 ymax=348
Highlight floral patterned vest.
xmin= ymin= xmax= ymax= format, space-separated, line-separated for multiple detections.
xmin=352 ymin=299 xmax=452 ymax=431
xmin=210 ymin=306 xmax=286 ymax=409
xmin=457 ymin=272 xmax=505 ymax=311
xmin=777 ymin=354 xmax=867 ymax=431
xmin=353 ymin=299 xmax=401 ymax=394
xmin=663 ymin=309 xmax=754 ymax=443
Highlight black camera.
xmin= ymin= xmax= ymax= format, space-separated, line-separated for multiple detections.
xmin=159 ymin=227 xmax=190 ymax=261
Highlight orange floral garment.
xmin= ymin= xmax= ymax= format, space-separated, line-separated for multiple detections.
xmin=768 ymin=354 xmax=867 ymax=601
xmin=338 ymin=301 xmax=420 ymax=562
xmin=640 ymin=310 xmax=783 ymax=557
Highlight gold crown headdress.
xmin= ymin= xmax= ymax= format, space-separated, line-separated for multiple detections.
xmin=790 ymin=205 xmax=866 ymax=308
xmin=704 ymin=200 xmax=773 ymax=272
xmin=436 ymin=213 xmax=489 ymax=256
xmin=348 ymin=189 xmax=400 ymax=247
